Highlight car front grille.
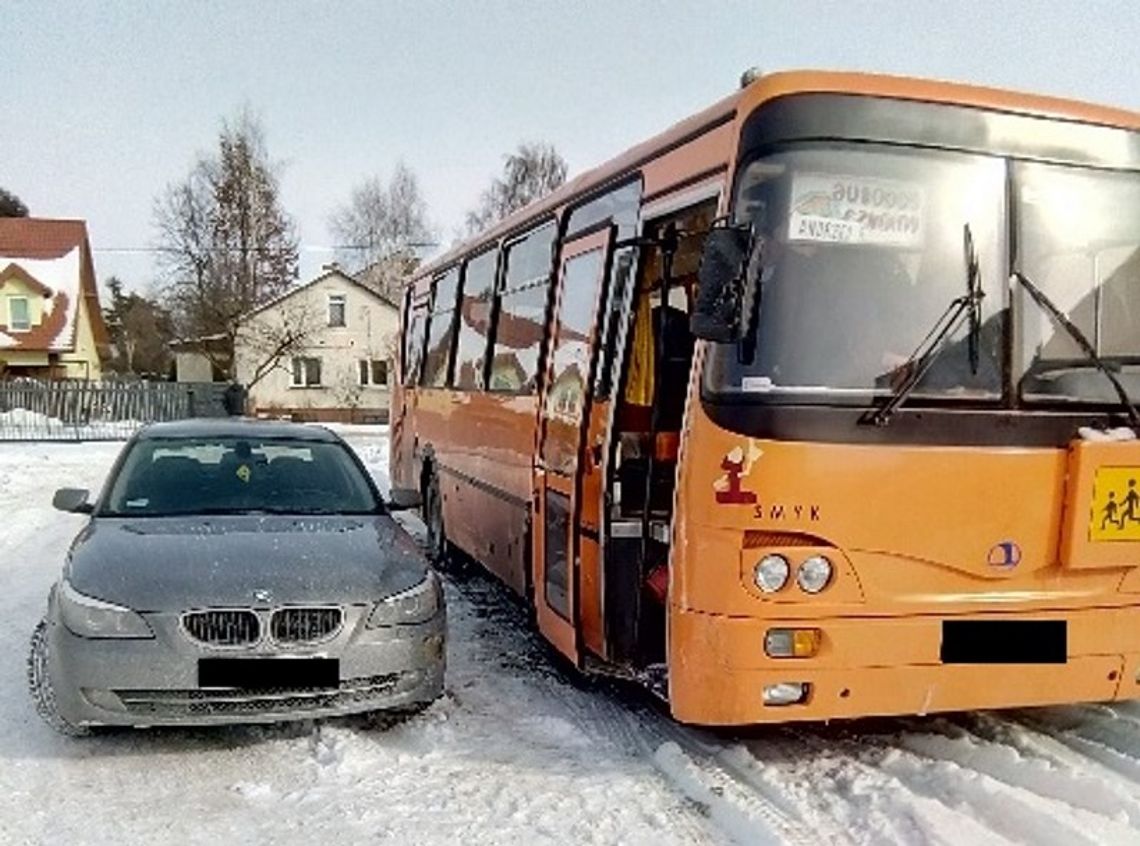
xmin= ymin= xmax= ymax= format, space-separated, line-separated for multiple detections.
xmin=183 ymin=610 xmax=261 ymax=647
xmin=270 ymin=607 xmax=343 ymax=644
xmin=114 ymin=673 xmax=405 ymax=718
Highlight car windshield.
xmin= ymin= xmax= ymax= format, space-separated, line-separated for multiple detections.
xmin=1016 ymin=162 xmax=1140 ymax=404
xmin=102 ymin=436 xmax=380 ymax=517
xmin=704 ymin=145 xmax=1006 ymax=402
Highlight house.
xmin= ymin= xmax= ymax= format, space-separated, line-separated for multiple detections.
xmin=169 ymin=334 xmax=229 ymax=383
xmin=0 ymin=218 xmax=110 ymax=379
xmin=233 ymin=265 xmax=400 ymax=422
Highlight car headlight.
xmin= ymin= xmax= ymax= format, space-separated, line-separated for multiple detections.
xmin=754 ymin=554 xmax=790 ymax=593
xmin=796 ymin=555 xmax=833 ymax=594
xmin=57 ymin=580 xmax=153 ymax=639
xmin=367 ymin=572 xmax=441 ymax=627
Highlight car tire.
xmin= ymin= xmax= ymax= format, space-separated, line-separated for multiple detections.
xmin=27 ymin=620 xmax=89 ymax=737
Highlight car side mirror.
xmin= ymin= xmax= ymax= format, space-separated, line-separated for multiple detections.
xmin=387 ymin=487 xmax=422 ymax=511
xmin=691 ymin=224 xmax=755 ymax=342
xmin=53 ymin=488 xmax=93 ymax=514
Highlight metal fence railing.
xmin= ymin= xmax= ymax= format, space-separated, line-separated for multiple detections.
xmin=0 ymin=380 xmax=236 ymax=441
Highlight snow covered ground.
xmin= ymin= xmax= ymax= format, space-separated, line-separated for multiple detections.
xmin=2 ymin=430 xmax=1140 ymax=845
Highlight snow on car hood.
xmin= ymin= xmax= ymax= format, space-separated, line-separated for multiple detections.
xmin=63 ymin=514 xmax=429 ymax=611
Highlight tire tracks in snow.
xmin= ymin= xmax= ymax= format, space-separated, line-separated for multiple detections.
xmin=438 ymin=564 xmax=813 ymax=845
xmin=402 ymin=511 xmax=1140 ymax=846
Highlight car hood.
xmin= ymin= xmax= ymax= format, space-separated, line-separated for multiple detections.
xmin=64 ymin=514 xmax=429 ymax=611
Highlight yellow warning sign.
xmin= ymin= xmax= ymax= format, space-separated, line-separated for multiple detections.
xmin=236 ymin=464 xmax=252 ymax=484
xmin=1089 ymin=467 xmax=1140 ymax=541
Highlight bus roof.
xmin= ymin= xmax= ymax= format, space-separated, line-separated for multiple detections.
xmin=415 ymin=69 xmax=1140 ymax=282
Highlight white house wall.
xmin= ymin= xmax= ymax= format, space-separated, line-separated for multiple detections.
xmin=234 ymin=272 xmax=400 ymax=420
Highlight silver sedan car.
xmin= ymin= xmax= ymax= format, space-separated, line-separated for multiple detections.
xmin=28 ymin=419 xmax=444 ymax=734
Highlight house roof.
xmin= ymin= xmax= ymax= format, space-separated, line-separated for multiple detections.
xmin=238 ymin=266 xmax=400 ymax=324
xmin=0 ymin=217 xmax=110 ymax=355
xmin=0 ymin=218 xmax=88 ymax=259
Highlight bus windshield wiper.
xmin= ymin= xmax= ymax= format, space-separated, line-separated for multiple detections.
xmin=1015 ymin=270 xmax=1140 ymax=431
xmin=867 ymin=223 xmax=985 ymax=426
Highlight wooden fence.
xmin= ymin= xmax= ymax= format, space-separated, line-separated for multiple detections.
xmin=0 ymin=380 xmax=236 ymax=440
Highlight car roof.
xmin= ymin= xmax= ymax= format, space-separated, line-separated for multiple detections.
xmin=136 ymin=418 xmax=342 ymax=443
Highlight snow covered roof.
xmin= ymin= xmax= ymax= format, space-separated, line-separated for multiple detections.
xmin=0 ymin=218 xmax=110 ymax=354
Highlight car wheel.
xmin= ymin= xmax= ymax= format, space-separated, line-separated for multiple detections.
xmin=27 ymin=620 xmax=89 ymax=737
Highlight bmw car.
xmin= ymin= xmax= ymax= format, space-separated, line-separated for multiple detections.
xmin=28 ymin=419 xmax=444 ymax=734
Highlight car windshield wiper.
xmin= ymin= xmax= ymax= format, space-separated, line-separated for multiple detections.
xmin=1015 ymin=270 xmax=1140 ymax=431
xmin=866 ymin=223 xmax=985 ymax=426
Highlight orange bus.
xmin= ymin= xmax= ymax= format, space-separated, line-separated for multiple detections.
xmin=391 ymin=70 xmax=1140 ymax=725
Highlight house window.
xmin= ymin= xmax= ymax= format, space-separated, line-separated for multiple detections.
xmin=359 ymin=359 xmax=389 ymax=386
xmin=291 ymin=357 xmax=322 ymax=387
xmin=328 ymin=294 xmax=346 ymax=328
xmin=8 ymin=297 xmax=30 ymax=331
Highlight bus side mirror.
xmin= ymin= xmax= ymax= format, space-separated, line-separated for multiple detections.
xmin=691 ymin=225 xmax=753 ymax=342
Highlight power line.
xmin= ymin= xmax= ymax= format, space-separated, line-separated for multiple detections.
xmin=90 ymin=242 xmax=438 ymax=254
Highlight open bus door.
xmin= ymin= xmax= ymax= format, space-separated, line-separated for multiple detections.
xmin=533 ymin=227 xmax=613 ymax=663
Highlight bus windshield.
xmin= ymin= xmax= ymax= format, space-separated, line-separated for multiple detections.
xmin=704 ymin=145 xmax=1006 ymax=401
xmin=1017 ymin=162 xmax=1140 ymax=405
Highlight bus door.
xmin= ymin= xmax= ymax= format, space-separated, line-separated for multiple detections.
xmin=534 ymin=227 xmax=613 ymax=662
xmin=392 ymin=293 xmax=428 ymax=490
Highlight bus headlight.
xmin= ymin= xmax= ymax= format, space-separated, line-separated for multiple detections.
xmin=754 ymin=555 xmax=790 ymax=593
xmin=797 ymin=555 xmax=833 ymax=594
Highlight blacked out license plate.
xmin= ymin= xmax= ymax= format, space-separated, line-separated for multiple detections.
xmin=198 ymin=657 xmax=340 ymax=689
xmin=940 ymin=620 xmax=1067 ymax=664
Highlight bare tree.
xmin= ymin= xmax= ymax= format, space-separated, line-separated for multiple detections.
xmin=154 ymin=109 xmax=299 ymax=379
xmin=0 ymin=187 xmax=29 ymax=217
xmin=465 ymin=142 xmax=568 ymax=235
xmin=328 ymin=162 xmax=433 ymax=300
xmin=234 ymin=296 xmax=321 ymax=390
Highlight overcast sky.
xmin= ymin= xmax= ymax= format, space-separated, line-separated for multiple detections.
xmin=3 ymin=0 xmax=1138 ymax=292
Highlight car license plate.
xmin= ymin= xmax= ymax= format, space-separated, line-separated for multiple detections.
xmin=940 ymin=620 xmax=1067 ymax=664
xmin=198 ymin=657 xmax=339 ymax=689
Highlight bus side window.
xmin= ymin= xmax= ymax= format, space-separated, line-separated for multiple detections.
xmin=403 ymin=301 xmax=428 ymax=386
xmin=422 ymin=267 xmax=462 ymax=387
xmin=594 ymin=246 xmax=637 ymax=399
xmin=487 ymin=223 xmax=557 ymax=394
xmin=452 ymin=248 xmax=498 ymax=391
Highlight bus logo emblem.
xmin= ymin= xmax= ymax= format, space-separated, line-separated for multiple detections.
xmin=987 ymin=542 xmax=1021 ymax=569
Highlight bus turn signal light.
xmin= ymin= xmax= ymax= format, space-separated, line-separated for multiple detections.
xmin=764 ymin=628 xmax=822 ymax=658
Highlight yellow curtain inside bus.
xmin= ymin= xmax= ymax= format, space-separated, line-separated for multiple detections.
xmin=624 ymin=283 xmax=654 ymax=406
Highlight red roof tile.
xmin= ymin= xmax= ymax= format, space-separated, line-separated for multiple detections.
xmin=0 ymin=218 xmax=88 ymax=260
